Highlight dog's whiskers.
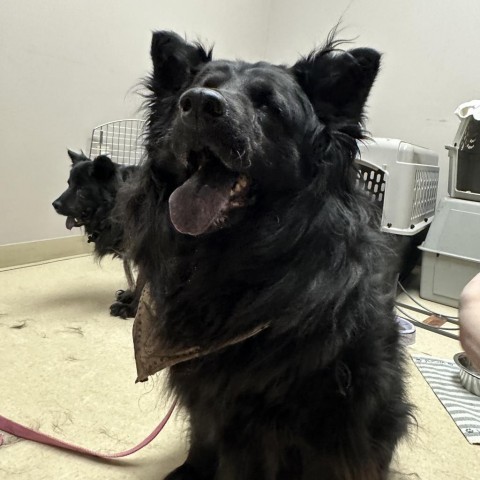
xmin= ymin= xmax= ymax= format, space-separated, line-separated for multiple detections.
xmin=233 ymin=149 xmax=251 ymax=169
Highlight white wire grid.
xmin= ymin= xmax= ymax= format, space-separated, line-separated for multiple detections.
xmin=89 ymin=119 xmax=146 ymax=166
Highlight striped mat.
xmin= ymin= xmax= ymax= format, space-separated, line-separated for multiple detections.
xmin=412 ymin=355 xmax=480 ymax=444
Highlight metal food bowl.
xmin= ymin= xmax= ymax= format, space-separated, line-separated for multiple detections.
xmin=454 ymin=352 xmax=480 ymax=397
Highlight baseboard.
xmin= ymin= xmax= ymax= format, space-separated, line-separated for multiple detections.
xmin=0 ymin=235 xmax=94 ymax=269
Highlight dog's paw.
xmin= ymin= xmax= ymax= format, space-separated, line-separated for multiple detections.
xmin=164 ymin=463 xmax=211 ymax=480
xmin=115 ymin=289 xmax=134 ymax=303
xmin=109 ymin=301 xmax=136 ymax=319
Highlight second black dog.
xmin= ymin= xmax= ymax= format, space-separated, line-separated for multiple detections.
xmin=53 ymin=150 xmax=141 ymax=318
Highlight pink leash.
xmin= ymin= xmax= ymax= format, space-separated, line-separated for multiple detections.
xmin=0 ymin=400 xmax=176 ymax=458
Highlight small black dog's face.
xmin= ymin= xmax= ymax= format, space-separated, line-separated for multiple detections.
xmin=147 ymin=31 xmax=380 ymax=236
xmin=52 ymin=150 xmax=117 ymax=230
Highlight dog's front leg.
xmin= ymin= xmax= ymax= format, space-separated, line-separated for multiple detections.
xmin=215 ymin=452 xmax=272 ymax=480
xmin=110 ymin=265 xmax=145 ymax=318
xmin=164 ymin=410 xmax=218 ymax=480
xmin=214 ymin=437 xmax=278 ymax=480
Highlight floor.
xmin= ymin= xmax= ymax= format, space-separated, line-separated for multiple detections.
xmin=0 ymin=255 xmax=478 ymax=479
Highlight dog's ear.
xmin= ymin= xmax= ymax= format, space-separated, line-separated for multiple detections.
xmin=67 ymin=149 xmax=89 ymax=165
xmin=92 ymin=155 xmax=116 ymax=181
xmin=150 ymin=31 xmax=212 ymax=93
xmin=292 ymin=46 xmax=381 ymax=125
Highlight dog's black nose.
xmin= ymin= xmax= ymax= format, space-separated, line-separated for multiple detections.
xmin=179 ymin=88 xmax=226 ymax=123
xmin=52 ymin=200 xmax=62 ymax=211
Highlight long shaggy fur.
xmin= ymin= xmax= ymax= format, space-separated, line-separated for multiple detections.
xmin=123 ymin=30 xmax=412 ymax=480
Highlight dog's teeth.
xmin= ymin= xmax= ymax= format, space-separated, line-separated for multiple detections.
xmin=232 ymin=175 xmax=248 ymax=193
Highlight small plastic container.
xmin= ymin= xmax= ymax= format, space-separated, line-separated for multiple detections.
xmin=395 ymin=316 xmax=416 ymax=346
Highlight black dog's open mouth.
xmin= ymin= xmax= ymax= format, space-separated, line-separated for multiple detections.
xmin=65 ymin=217 xmax=85 ymax=230
xmin=168 ymin=149 xmax=251 ymax=236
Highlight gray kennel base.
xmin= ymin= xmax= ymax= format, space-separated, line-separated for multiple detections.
xmin=419 ymin=197 xmax=480 ymax=307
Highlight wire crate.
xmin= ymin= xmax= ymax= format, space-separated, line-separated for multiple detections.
xmin=356 ymin=138 xmax=439 ymax=236
xmin=89 ymin=119 xmax=146 ymax=166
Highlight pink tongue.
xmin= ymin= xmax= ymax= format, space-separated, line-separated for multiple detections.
xmin=169 ymin=165 xmax=236 ymax=236
xmin=66 ymin=216 xmax=76 ymax=230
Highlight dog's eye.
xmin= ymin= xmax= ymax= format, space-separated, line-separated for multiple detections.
xmin=202 ymin=75 xmax=224 ymax=89
xmin=249 ymin=86 xmax=280 ymax=114
xmin=249 ymin=87 xmax=271 ymax=108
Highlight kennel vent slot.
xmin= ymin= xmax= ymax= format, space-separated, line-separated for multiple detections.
xmin=356 ymin=164 xmax=386 ymax=207
xmin=410 ymin=169 xmax=439 ymax=224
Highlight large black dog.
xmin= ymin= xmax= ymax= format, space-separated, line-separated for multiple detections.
xmin=124 ymin=31 xmax=412 ymax=479
xmin=53 ymin=150 xmax=141 ymax=318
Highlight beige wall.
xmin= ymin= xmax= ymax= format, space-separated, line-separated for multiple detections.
xmin=1 ymin=0 xmax=479 ymax=246
xmin=0 ymin=0 xmax=271 ymax=246
xmin=265 ymin=0 xmax=480 ymax=200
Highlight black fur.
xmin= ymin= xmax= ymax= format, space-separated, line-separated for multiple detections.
xmin=53 ymin=150 xmax=141 ymax=318
xmin=123 ymin=31 xmax=412 ymax=479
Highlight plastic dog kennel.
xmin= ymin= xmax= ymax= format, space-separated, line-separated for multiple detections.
xmin=419 ymin=101 xmax=480 ymax=307
xmin=355 ymin=138 xmax=439 ymax=280
xmin=356 ymin=138 xmax=439 ymax=236
xmin=446 ymin=100 xmax=480 ymax=202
